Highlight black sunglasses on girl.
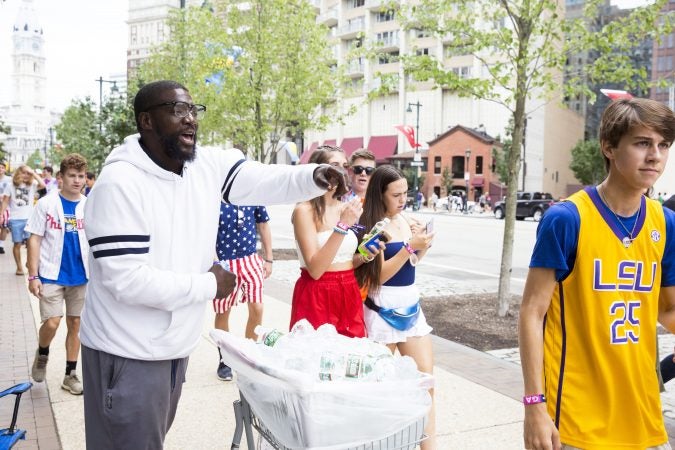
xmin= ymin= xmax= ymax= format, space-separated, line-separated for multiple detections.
xmin=352 ymin=165 xmax=375 ymax=175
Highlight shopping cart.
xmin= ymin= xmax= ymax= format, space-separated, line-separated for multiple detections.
xmin=230 ymin=390 xmax=426 ymax=450
xmin=211 ymin=330 xmax=433 ymax=450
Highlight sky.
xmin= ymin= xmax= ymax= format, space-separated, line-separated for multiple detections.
xmin=0 ymin=0 xmax=655 ymax=114
xmin=0 ymin=0 xmax=127 ymax=112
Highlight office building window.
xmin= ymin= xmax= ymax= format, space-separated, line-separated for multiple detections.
xmin=451 ymin=156 xmax=464 ymax=178
xmin=349 ymin=0 xmax=365 ymax=8
xmin=378 ymin=51 xmax=400 ymax=64
xmin=434 ymin=156 xmax=442 ymax=174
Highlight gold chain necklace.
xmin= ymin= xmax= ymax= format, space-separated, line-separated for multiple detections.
xmin=598 ymin=186 xmax=640 ymax=248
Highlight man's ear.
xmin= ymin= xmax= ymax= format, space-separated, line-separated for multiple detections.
xmin=138 ymin=111 xmax=153 ymax=131
xmin=600 ymin=140 xmax=614 ymax=161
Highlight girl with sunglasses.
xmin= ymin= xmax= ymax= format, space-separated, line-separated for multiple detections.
xmin=354 ymin=165 xmax=436 ymax=449
xmin=290 ymin=146 xmax=381 ymax=337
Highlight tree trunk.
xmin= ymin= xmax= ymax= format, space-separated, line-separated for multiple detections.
xmin=497 ymin=16 xmax=531 ymax=317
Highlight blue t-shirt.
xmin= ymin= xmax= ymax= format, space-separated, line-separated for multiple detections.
xmin=41 ymin=195 xmax=87 ymax=286
xmin=215 ymin=204 xmax=270 ymax=260
xmin=530 ymin=187 xmax=675 ymax=286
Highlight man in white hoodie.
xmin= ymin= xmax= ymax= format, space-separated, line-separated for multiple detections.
xmin=81 ymin=80 xmax=346 ymax=449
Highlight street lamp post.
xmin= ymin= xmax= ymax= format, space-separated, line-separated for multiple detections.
xmin=96 ymin=76 xmax=119 ymax=133
xmin=406 ymin=101 xmax=422 ymax=193
xmin=464 ymin=148 xmax=471 ymax=214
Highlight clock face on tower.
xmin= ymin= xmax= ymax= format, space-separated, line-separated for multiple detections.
xmin=32 ymin=42 xmax=40 ymax=51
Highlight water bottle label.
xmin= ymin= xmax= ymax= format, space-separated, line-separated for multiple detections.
xmin=263 ymin=330 xmax=283 ymax=347
xmin=345 ymin=354 xmax=362 ymax=379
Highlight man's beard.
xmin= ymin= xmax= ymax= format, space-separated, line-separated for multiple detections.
xmin=160 ymin=132 xmax=197 ymax=163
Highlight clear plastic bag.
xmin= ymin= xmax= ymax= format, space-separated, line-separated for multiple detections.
xmin=210 ymin=321 xmax=433 ymax=450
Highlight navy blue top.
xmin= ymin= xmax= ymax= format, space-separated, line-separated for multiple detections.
xmin=215 ymin=204 xmax=270 ymax=260
xmin=530 ymin=187 xmax=675 ymax=286
xmin=382 ymin=241 xmax=416 ymax=287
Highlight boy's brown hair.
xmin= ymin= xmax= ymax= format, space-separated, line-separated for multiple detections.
xmin=599 ymin=98 xmax=675 ymax=171
xmin=349 ymin=148 xmax=375 ymax=166
xmin=60 ymin=153 xmax=88 ymax=175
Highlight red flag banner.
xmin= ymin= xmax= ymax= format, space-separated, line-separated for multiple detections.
xmin=600 ymin=89 xmax=633 ymax=100
xmin=394 ymin=125 xmax=421 ymax=148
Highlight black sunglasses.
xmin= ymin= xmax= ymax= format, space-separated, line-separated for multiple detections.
xmin=352 ymin=165 xmax=374 ymax=175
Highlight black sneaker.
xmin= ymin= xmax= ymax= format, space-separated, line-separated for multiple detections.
xmin=0 ymin=247 xmax=4 ymax=254
xmin=217 ymin=362 xmax=233 ymax=381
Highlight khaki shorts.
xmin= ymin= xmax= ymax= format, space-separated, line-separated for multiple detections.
xmin=39 ymin=283 xmax=86 ymax=322
xmin=563 ymin=444 xmax=671 ymax=450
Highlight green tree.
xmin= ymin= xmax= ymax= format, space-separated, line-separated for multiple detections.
xmin=0 ymin=119 xmax=10 ymax=162
xmin=400 ymin=0 xmax=673 ymax=316
xmin=441 ymin=166 xmax=452 ymax=194
xmin=52 ymin=95 xmax=134 ymax=173
xmin=137 ymin=1 xmax=344 ymax=162
xmin=570 ymin=139 xmax=605 ymax=185
xmin=25 ymin=149 xmax=44 ymax=169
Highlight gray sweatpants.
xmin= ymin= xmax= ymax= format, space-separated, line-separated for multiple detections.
xmin=82 ymin=345 xmax=188 ymax=450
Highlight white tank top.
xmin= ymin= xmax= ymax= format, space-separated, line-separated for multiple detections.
xmin=296 ymin=229 xmax=358 ymax=268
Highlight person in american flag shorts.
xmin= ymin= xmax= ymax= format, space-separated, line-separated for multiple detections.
xmin=213 ymin=203 xmax=272 ymax=381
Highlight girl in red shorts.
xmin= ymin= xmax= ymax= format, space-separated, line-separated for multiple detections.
xmin=290 ymin=145 xmax=381 ymax=338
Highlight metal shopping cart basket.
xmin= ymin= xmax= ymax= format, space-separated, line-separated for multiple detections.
xmin=230 ymin=390 xmax=426 ymax=450
xmin=211 ymin=329 xmax=432 ymax=450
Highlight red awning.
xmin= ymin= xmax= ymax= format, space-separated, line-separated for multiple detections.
xmin=471 ymin=177 xmax=484 ymax=187
xmin=340 ymin=137 xmax=364 ymax=157
xmin=299 ymin=141 xmax=318 ymax=164
xmin=367 ymin=135 xmax=398 ymax=162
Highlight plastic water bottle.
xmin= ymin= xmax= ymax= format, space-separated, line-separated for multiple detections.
xmin=255 ymin=326 xmax=285 ymax=347
xmin=358 ymin=218 xmax=391 ymax=257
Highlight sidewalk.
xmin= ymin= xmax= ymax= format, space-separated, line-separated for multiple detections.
xmin=3 ymin=247 xmax=675 ymax=448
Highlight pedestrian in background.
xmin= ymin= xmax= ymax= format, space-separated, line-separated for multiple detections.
xmin=80 ymin=80 xmax=346 ymax=449
xmin=0 ymin=163 xmax=10 ymax=255
xmin=83 ymin=171 xmax=96 ymax=196
xmin=519 ymin=97 xmax=675 ymax=449
xmin=0 ymin=165 xmax=45 ymax=275
xmin=42 ymin=166 xmax=58 ymax=194
xmin=355 ymin=165 xmax=436 ymax=450
xmin=213 ymin=203 xmax=273 ymax=381
xmin=25 ymin=154 xmax=89 ymax=395
xmin=290 ymin=145 xmax=380 ymax=338
xmin=342 ymin=148 xmax=376 ymax=203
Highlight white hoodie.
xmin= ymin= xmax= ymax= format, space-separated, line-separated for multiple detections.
xmin=81 ymin=135 xmax=324 ymax=360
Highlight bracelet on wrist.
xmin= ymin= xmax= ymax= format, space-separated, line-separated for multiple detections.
xmin=335 ymin=221 xmax=350 ymax=232
xmin=333 ymin=226 xmax=349 ymax=235
xmin=403 ymin=241 xmax=418 ymax=267
xmin=263 ymin=258 xmax=273 ymax=263
xmin=523 ymin=394 xmax=546 ymax=405
xmin=28 ymin=275 xmax=39 ymax=281
xmin=403 ymin=242 xmax=416 ymax=255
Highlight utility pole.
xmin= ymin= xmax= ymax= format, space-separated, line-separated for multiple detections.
xmin=407 ymin=101 xmax=422 ymax=193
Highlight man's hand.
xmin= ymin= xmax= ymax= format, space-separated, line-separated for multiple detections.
xmin=523 ymin=405 xmax=561 ymax=450
xmin=313 ymin=165 xmax=348 ymax=199
xmin=28 ymin=279 xmax=42 ymax=297
xmin=209 ymin=263 xmax=237 ymax=299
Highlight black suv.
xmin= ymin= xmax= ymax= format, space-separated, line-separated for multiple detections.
xmin=493 ymin=191 xmax=555 ymax=222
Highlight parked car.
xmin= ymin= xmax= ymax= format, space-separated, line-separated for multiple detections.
xmin=493 ymin=191 xmax=555 ymax=222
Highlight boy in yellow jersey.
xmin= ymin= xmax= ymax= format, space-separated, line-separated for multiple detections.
xmin=520 ymin=97 xmax=675 ymax=450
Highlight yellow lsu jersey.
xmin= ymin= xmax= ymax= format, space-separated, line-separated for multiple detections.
xmin=544 ymin=188 xmax=667 ymax=449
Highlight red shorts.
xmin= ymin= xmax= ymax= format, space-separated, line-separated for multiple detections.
xmin=290 ymin=268 xmax=366 ymax=338
xmin=213 ymin=254 xmax=265 ymax=314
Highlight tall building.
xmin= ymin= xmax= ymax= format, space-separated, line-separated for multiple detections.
xmin=0 ymin=0 xmax=56 ymax=168
xmin=127 ymin=0 xmax=203 ymax=77
xmin=564 ymin=0 xmax=652 ymax=141
xmin=125 ymin=0 xmax=584 ymax=199
xmin=304 ymin=0 xmax=583 ymax=199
